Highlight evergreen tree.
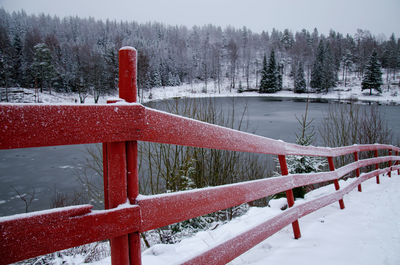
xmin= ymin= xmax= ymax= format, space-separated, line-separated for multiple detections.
xmin=0 ymin=25 xmax=12 ymax=101
xmin=0 ymin=50 xmax=13 ymax=102
xmin=173 ymin=73 xmax=181 ymax=86
xmin=103 ymin=48 xmax=118 ymax=92
xmin=263 ymin=50 xmax=278 ymax=93
xmin=381 ymin=34 xmax=398 ymax=81
xmin=361 ymin=50 xmax=383 ymax=95
xmin=167 ymin=72 xmax=181 ymax=86
xmin=31 ymin=43 xmax=57 ymax=93
xmin=11 ymin=33 xmax=23 ymax=86
xmin=310 ymin=41 xmax=324 ymax=92
xmin=323 ymin=43 xmax=337 ymax=89
xmin=294 ymin=62 xmax=306 ymax=93
xmin=137 ymin=51 xmax=150 ymax=90
xmin=0 ymin=49 xmax=11 ymax=87
xmin=281 ymin=29 xmax=294 ymax=50
xmin=310 ymin=40 xmax=337 ymax=92
xmin=341 ymin=50 xmax=353 ymax=87
xmin=277 ymin=63 xmax=283 ymax=91
xmin=151 ymin=69 xmax=162 ymax=87
xmin=273 ymin=101 xmax=326 ymax=199
xmin=259 ymin=54 xmax=268 ymax=93
xmin=289 ymin=61 xmax=297 ymax=80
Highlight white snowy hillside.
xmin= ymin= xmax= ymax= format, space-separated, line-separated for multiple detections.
xmin=85 ymin=172 xmax=400 ymax=265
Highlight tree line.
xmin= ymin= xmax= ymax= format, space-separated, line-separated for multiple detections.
xmin=0 ymin=8 xmax=399 ymax=100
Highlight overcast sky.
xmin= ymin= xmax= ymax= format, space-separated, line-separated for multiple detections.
xmin=1 ymin=0 xmax=399 ymax=38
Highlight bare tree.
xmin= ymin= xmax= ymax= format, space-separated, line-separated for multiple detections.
xmin=319 ymin=103 xmax=392 ymax=168
xmin=227 ymin=39 xmax=239 ymax=91
xmin=11 ymin=186 xmax=36 ymax=213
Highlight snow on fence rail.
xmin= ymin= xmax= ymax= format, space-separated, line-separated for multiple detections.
xmin=1 ymin=47 xmax=399 ymax=265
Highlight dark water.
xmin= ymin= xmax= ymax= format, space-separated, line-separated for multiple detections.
xmin=0 ymin=144 xmax=93 ymax=216
xmin=1 ymin=97 xmax=399 ymax=216
xmin=153 ymin=97 xmax=400 ymax=145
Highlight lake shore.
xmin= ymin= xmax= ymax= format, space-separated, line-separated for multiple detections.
xmin=1 ymin=80 xmax=400 ymax=105
xmin=143 ymin=82 xmax=400 ymax=105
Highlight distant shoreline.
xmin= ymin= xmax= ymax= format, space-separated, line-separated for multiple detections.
xmin=1 ymin=84 xmax=400 ymax=106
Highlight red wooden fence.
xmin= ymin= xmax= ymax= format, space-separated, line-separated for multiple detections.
xmin=1 ymin=46 xmax=399 ymax=265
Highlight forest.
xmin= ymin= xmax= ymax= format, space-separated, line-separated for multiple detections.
xmin=0 ymin=8 xmax=399 ymax=100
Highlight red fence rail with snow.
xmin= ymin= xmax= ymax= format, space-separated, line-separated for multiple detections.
xmin=1 ymin=47 xmax=399 ymax=265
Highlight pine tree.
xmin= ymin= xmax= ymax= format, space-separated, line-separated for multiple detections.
xmin=167 ymin=72 xmax=181 ymax=86
xmin=0 ymin=50 xmax=10 ymax=88
xmin=174 ymin=73 xmax=181 ymax=86
xmin=0 ymin=25 xmax=12 ymax=91
xmin=281 ymin=29 xmax=294 ymax=50
xmin=361 ymin=50 xmax=383 ymax=95
xmin=151 ymin=69 xmax=162 ymax=87
xmin=289 ymin=62 xmax=297 ymax=80
xmin=259 ymin=54 xmax=268 ymax=93
xmin=310 ymin=41 xmax=325 ymax=92
xmin=323 ymin=43 xmax=337 ymax=90
xmin=31 ymin=43 xmax=57 ymax=93
xmin=103 ymin=48 xmax=118 ymax=92
xmin=284 ymin=101 xmax=326 ymax=198
xmin=263 ymin=50 xmax=278 ymax=93
xmin=310 ymin=40 xmax=337 ymax=92
xmin=276 ymin=63 xmax=283 ymax=91
xmin=341 ymin=50 xmax=353 ymax=87
xmin=294 ymin=62 xmax=306 ymax=93
xmin=167 ymin=72 xmax=175 ymax=86
xmin=11 ymin=33 xmax=23 ymax=86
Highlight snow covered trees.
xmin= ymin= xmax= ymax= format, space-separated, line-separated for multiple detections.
xmin=293 ymin=62 xmax=307 ymax=93
xmin=0 ymin=9 xmax=398 ymax=99
xmin=0 ymin=24 xmax=12 ymax=96
xmin=381 ymin=34 xmax=399 ymax=82
xmin=310 ymin=41 xmax=337 ymax=92
xmin=31 ymin=43 xmax=57 ymax=93
xmin=259 ymin=50 xmax=280 ymax=93
xmin=259 ymin=54 xmax=268 ymax=93
xmin=361 ymin=50 xmax=383 ymax=95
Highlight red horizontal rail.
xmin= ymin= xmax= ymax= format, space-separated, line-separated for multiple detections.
xmin=0 ymin=104 xmax=145 ymax=149
xmin=180 ymin=166 xmax=395 ymax=265
xmin=0 ymin=154 xmax=395 ymax=264
xmin=0 ymin=205 xmax=141 ymax=265
xmin=138 ymin=156 xmax=399 ymax=232
xmin=1 ymin=104 xmax=398 ymax=157
xmin=140 ymin=107 xmax=400 ymax=156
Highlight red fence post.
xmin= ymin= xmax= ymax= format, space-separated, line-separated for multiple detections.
xmin=327 ymin=157 xmax=345 ymax=209
xmin=103 ymin=47 xmax=141 ymax=265
xmin=103 ymin=143 xmax=109 ymax=209
xmin=388 ymin=150 xmax=392 ymax=178
xmin=278 ymin=155 xmax=301 ymax=239
xmin=397 ymin=151 xmax=400 ymax=175
xmin=107 ymin=142 xmax=130 ymax=264
xmin=354 ymin=152 xmax=361 ymax=192
xmin=119 ymin=47 xmax=141 ymax=265
xmin=374 ymin=150 xmax=380 ymax=184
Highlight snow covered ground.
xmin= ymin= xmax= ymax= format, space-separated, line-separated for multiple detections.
xmin=144 ymin=81 xmax=400 ymax=105
xmin=1 ymin=76 xmax=400 ymax=105
xmin=86 ymin=171 xmax=400 ymax=265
